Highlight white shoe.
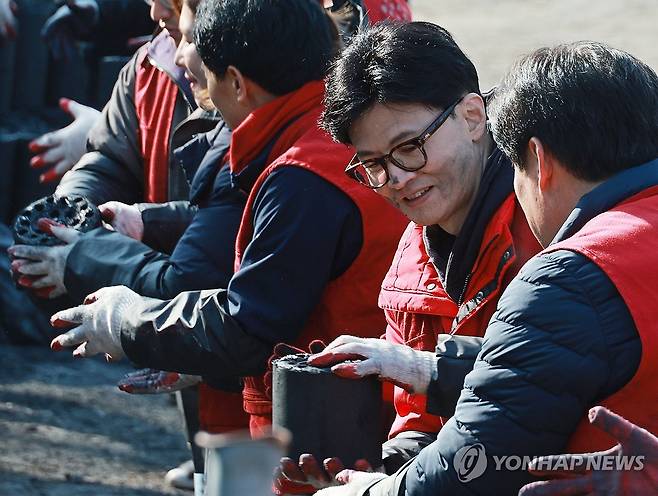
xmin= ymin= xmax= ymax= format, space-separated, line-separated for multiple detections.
xmin=165 ymin=459 xmax=195 ymax=491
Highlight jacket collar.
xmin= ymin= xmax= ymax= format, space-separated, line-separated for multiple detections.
xmin=552 ymin=157 xmax=658 ymax=244
xmin=227 ymin=80 xmax=325 ymax=175
xmin=147 ymin=30 xmax=196 ymax=109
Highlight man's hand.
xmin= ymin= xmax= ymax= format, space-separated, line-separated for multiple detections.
xmin=41 ymin=0 xmax=99 ymax=60
xmin=98 ymin=201 xmax=144 ymax=240
xmin=308 ymin=335 xmax=436 ymax=394
xmin=274 ymin=454 xmax=374 ymax=495
xmin=519 ymin=406 xmax=658 ymax=496
xmin=29 ymin=98 xmax=101 ymax=183
xmin=264 ymin=340 xmax=326 ymax=400
xmin=117 ymin=368 xmax=201 ymax=394
xmin=314 ymin=469 xmax=387 ymax=496
xmin=9 ymin=219 xmax=80 ymax=299
xmin=50 ymin=285 xmax=147 ymax=360
xmin=0 ymin=0 xmax=17 ymax=40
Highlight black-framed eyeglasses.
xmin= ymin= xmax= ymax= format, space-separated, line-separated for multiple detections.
xmin=345 ymin=96 xmax=464 ymax=189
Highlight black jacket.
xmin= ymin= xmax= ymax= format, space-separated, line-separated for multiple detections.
xmin=64 ymin=121 xmax=244 ymax=301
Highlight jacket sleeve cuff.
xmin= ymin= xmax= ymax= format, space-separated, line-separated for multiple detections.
xmin=138 ymin=201 xmax=197 ymax=253
xmin=426 ymin=334 xmax=483 ymax=417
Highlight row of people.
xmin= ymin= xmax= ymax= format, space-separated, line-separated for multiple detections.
xmin=8 ymin=0 xmax=657 ymax=494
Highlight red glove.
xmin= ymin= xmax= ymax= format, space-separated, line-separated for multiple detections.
xmin=274 ymin=454 xmax=373 ymax=495
xmin=519 ymin=406 xmax=658 ymax=496
xmin=264 ymin=340 xmax=326 ymax=400
xmin=117 ymin=368 xmax=201 ymax=394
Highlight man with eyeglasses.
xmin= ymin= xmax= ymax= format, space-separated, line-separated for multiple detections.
xmin=312 ymin=38 xmax=655 ymax=496
xmin=275 ymin=20 xmax=541 ymax=490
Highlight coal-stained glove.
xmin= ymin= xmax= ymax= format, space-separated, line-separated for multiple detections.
xmin=263 ymin=340 xmax=326 ymax=400
xmin=41 ymin=0 xmax=99 ymax=60
xmin=29 ymin=98 xmax=101 ymax=183
xmin=117 ymin=368 xmax=201 ymax=394
xmin=9 ymin=219 xmax=80 ymax=299
xmin=50 ymin=285 xmax=151 ymax=360
xmin=308 ymin=335 xmax=436 ymax=394
xmin=314 ymin=470 xmax=387 ymax=496
xmin=274 ymin=454 xmax=374 ymax=495
xmin=519 ymin=406 xmax=658 ymax=496
xmin=98 ymin=201 xmax=144 ymax=240
xmin=0 ymin=0 xmax=17 ymax=39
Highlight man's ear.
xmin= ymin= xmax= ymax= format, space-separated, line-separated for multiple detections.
xmin=225 ymin=65 xmax=247 ymax=103
xmin=460 ymin=93 xmax=487 ymax=140
xmin=528 ymin=136 xmax=553 ymax=192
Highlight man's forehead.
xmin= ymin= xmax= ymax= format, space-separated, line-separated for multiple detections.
xmin=350 ymin=102 xmax=435 ymax=155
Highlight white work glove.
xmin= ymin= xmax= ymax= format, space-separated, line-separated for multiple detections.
xmin=98 ymin=201 xmax=144 ymax=241
xmin=0 ymin=0 xmax=18 ymax=39
xmin=308 ymin=335 xmax=436 ymax=394
xmin=117 ymin=368 xmax=201 ymax=394
xmin=29 ymin=98 xmax=101 ymax=183
xmin=314 ymin=470 xmax=387 ymax=496
xmin=50 ymin=285 xmax=150 ymax=360
xmin=9 ymin=219 xmax=80 ymax=299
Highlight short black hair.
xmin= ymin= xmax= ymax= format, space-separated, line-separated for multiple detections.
xmin=321 ymin=21 xmax=481 ymax=144
xmin=489 ymin=41 xmax=658 ymax=181
xmin=194 ymin=0 xmax=337 ymax=96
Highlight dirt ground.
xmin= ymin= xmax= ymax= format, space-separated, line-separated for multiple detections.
xmin=0 ymin=345 xmax=189 ymax=495
xmin=2 ymin=1 xmax=657 ymax=495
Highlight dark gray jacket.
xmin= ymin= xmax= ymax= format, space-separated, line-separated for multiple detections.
xmin=56 ymin=30 xmax=215 ymax=207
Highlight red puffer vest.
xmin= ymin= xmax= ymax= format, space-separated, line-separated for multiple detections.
xmin=228 ymin=81 xmax=407 ymax=436
xmin=380 ymin=195 xmax=540 ymax=438
xmin=544 ymin=186 xmax=658 ymax=452
xmin=134 ymin=35 xmax=180 ymax=203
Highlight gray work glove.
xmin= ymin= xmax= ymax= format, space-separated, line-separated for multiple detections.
xmin=9 ymin=219 xmax=80 ymax=299
xmin=29 ymin=98 xmax=101 ymax=183
xmin=50 ymin=285 xmax=152 ymax=360
xmin=98 ymin=201 xmax=144 ymax=241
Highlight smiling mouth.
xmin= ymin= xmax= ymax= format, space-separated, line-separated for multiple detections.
xmin=404 ymin=187 xmax=431 ymax=201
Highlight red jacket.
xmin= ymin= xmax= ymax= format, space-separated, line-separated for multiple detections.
xmin=380 ymin=194 xmax=540 ymax=438
xmin=545 ymin=186 xmax=658 ymax=452
xmin=229 ymin=81 xmax=408 ymax=435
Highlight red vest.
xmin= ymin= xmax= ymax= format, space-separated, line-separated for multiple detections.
xmin=135 ymin=48 xmax=179 ymax=203
xmin=229 ymin=81 xmax=407 ymax=435
xmin=380 ymin=195 xmax=540 ymax=438
xmin=544 ymin=187 xmax=658 ymax=452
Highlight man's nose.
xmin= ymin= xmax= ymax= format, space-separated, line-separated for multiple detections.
xmin=174 ymin=39 xmax=187 ymax=68
xmin=386 ymin=164 xmax=417 ymax=190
